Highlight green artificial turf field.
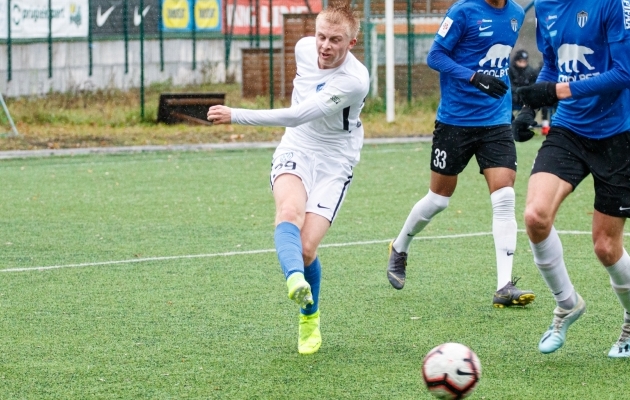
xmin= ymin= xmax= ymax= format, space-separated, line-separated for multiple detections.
xmin=0 ymin=136 xmax=627 ymax=399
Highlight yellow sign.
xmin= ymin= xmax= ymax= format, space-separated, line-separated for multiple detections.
xmin=195 ymin=0 xmax=220 ymax=29
xmin=162 ymin=0 xmax=190 ymax=29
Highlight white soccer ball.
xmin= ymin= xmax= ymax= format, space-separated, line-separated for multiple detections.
xmin=421 ymin=342 xmax=482 ymax=399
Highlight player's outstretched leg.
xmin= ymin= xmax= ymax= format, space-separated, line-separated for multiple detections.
xmin=298 ymin=310 xmax=321 ymax=355
xmin=538 ymin=293 xmax=586 ymax=354
xmin=608 ymin=322 xmax=630 ymax=358
xmin=387 ymin=241 xmax=408 ymax=290
xmin=493 ymin=277 xmax=536 ymax=308
xmin=287 ymin=273 xmax=314 ymax=309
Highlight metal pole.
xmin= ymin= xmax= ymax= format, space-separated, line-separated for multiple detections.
xmin=192 ymin=0 xmax=197 ymax=71
xmin=159 ymin=0 xmax=164 ymax=71
xmin=269 ymin=0 xmax=274 ymax=109
xmin=7 ymin=0 xmax=11 ymax=82
xmin=124 ymin=0 xmax=129 ymax=74
xmin=363 ymin=0 xmax=370 ymax=91
xmin=0 ymin=93 xmax=19 ymax=137
xmin=48 ymin=0 xmax=53 ymax=79
xmin=88 ymin=0 xmax=93 ymax=76
xmin=249 ymin=0 xmax=253 ymax=47
xmin=140 ymin=0 xmax=145 ymax=119
xmin=385 ymin=0 xmax=394 ymax=121
xmin=255 ymin=0 xmax=260 ymax=47
xmin=406 ymin=0 xmax=412 ymax=103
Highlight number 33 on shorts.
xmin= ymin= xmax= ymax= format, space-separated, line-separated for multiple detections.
xmin=433 ymin=148 xmax=447 ymax=169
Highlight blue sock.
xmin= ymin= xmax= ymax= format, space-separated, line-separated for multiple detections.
xmin=301 ymin=257 xmax=321 ymax=316
xmin=274 ymin=222 xmax=304 ymax=279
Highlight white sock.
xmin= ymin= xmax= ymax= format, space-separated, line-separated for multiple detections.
xmin=530 ymin=226 xmax=576 ymax=309
xmin=393 ymin=190 xmax=450 ymax=253
xmin=606 ymin=249 xmax=630 ymax=316
xmin=491 ymin=187 xmax=517 ymax=291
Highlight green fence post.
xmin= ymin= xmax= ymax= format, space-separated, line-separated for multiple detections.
xmin=192 ymin=0 xmax=197 ymax=70
xmin=48 ymin=0 xmax=53 ymax=79
xmin=7 ymin=0 xmax=11 ymax=82
xmin=140 ymin=0 xmax=145 ymax=119
xmin=269 ymin=0 xmax=274 ymax=109
xmin=88 ymin=0 xmax=93 ymax=76
xmin=159 ymin=0 xmax=164 ymax=71
xmin=406 ymin=0 xmax=412 ymax=103
xmin=124 ymin=0 xmax=129 ymax=74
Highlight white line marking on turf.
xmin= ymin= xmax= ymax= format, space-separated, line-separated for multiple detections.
xmin=3 ymin=230 xmax=622 ymax=274
xmin=0 ymin=232 xmax=491 ymax=273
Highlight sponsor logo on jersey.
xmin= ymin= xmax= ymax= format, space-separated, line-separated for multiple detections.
xmin=576 ymin=10 xmax=588 ymax=28
xmin=557 ymin=43 xmax=599 ymax=82
xmin=511 ymin=18 xmax=518 ymax=32
xmin=316 ymin=83 xmax=325 ymax=92
xmin=437 ymin=16 xmax=453 ymax=38
xmin=558 ymin=43 xmax=595 ymax=73
xmin=623 ymin=0 xmax=630 ymax=29
xmin=330 ymin=95 xmax=341 ymax=104
xmin=479 ymin=44 xmax=512 ymax=68
xmin=477 ymin=44 xmax=512 ymax=77
xmin=545 ymin=14 xmax=557 ymax=30
xmin=477 ymin=19 xmax=492 ymax=36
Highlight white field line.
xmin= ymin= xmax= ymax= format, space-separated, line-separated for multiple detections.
xmin=0 ymin=137 xmax=432 ymax=161
xmin=1 ymin=229 xmax=623 ymax=273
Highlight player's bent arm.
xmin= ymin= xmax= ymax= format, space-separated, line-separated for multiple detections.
xmin=426 ymin=42 xmax=474 ymax=81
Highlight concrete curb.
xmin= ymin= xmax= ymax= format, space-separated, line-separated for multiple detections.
xmin=0 ymin=136 xmax=432 ymax=160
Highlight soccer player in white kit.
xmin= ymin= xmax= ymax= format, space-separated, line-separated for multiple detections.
xmin=207 ymin=4 xmax=369 ymax=355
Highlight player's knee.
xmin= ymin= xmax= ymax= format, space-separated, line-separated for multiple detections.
xmin=593 ymin=237 xmax=618 ymax=266
xmin=423 ymin=190 xmax=450 ymax=218
xmin=491 ymin=187 xmax=515 ymax=219
xmin=523 ymin=204 xmax=551 ymax=233
xmin=301 ymin=243 xmax=317 ymax=266
xmin=276 ymin=204 xmax=303 ymax=226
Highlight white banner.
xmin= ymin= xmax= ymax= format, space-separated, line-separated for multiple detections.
xmin=0 ymin=0 xmax=89 ymax=39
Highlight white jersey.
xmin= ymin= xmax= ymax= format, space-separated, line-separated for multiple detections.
xmin=232 ymin=37 xmax=370 ymax=165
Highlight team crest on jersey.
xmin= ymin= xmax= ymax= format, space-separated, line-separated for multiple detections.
xmin=276 ymin=152 xmax=294 ymax=163
xmin=577 ymin=11 xmax=588 ymax=28
xmin=511 ymin=18 xmax=518 ymax=32
xmin=316 ymin=83 xmax=325 ymax=92
xmin=438 ymin=16 xmax=453 ymax=38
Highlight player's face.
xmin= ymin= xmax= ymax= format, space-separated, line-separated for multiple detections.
xmin=315 ymin=19 xmax=357 ymax=69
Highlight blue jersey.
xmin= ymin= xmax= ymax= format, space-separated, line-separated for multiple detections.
xmin=535 ymin=0 xmax=630 ymax=138
xmin=432 ymin=0 xmax=524 ymax=126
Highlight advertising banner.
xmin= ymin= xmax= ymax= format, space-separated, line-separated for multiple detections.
xmin=89 ymin=0 xmax=160 ymax=37
xmin=162 ymin=0 xmax=222 ymax=32
xmin=226 ymin=0 xmax=320 ymax=35
xmin=0 ymin=0 xmax=89 ymax=39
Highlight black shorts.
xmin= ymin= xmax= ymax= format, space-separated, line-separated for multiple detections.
xmin=430 ymin=122 xmax=517 ymax=175
xmin=531 ymin=126 xmax=630 ymax=218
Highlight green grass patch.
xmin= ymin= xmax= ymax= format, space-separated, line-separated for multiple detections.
xmin=0 ymin=138 xmax=626 ymax=398
xmin=0 ymin=82 xmax=437 ymax=151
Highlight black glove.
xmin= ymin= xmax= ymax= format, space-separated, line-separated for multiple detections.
xmin=470 ymin=73 xmax=508 ymax=98
xmin=517 ymin=82 xmax=558 ymax=109
xmin=512 ymin=106 xmax=536 ymax=142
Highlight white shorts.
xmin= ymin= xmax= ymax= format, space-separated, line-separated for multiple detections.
xmin=270 ymin=147 xmax=354 ymax=223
